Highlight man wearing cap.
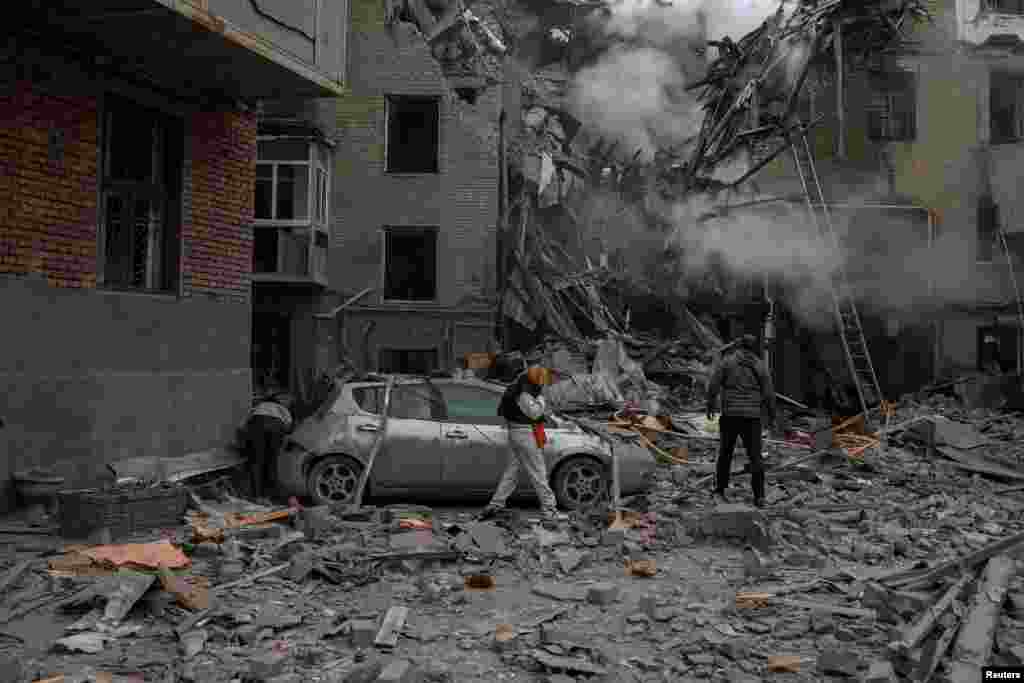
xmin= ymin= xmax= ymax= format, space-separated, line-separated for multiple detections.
xmin=479 ymin=366 xmax=567 ymax=522
xmin=706 ymin=334 xmax=777 ymax=508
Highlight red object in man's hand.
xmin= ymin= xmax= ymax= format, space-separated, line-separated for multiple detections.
xmin=532 ymin=422 xmax=547 ymax=449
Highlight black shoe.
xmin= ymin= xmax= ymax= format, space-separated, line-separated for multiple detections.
xmin=713 ymin=490 xmax=729 ymax=504
xmin=477 ymin=506 xmax=503 ymax=521
xmin=753 ymin=497 xmax=765 ymax=509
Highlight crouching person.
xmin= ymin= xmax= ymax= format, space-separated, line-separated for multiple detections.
xmin=479 ymin=366 xmax=567 ymax=524
xmin=244 ymin=390 xmax=294 ymax=501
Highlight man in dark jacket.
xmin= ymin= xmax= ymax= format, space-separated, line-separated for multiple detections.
xmin=706 ymin=334 xmax=777 ymax=507
xmin=244 ymin=389 xmax=294 ymax=501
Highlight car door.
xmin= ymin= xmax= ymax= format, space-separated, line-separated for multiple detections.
xmin=348 ymin=381 xmax=443 ymax=490
xmin=435 ymin=382 xmax=510 ymax=492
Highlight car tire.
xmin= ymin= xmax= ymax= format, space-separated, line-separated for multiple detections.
xmin=307 ymin=455 xmax=364 ymax=507
xmin=552 ymin=456 xmax=609 ymax=511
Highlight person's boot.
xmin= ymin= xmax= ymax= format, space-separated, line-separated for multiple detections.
xmin=713 ymin=490 xmax=729 ymax=505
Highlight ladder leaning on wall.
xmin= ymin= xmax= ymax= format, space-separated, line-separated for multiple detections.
xmin=787 ymin=124 xmax=884 ymax=423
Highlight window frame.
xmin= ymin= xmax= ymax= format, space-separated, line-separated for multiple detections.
xmin=97 ymin=93 xmax=183 ymax=295
xmin=989 ymin=0 xmax=1024 ymax=15
xmin=384 ymin=95 xmax=442 ymax=175
xmin=381 ymin=226 xmax=440 ymax=303
xmin=866 ymin=70 xmax=917 ymax=143
xmin=990 ymin=70 xmax=1024 ymax=145
xmin=977 ymin=194 xmax=999 ymax=264
xmin=254 ymin=137 xmax=331 ymax=227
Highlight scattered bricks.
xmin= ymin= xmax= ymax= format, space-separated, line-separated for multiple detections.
xmin=818 ymin=648 xmax=862 ymax=677
xmin=587 ymin=582 xmax=620 ymax=606
xmin=376 ymin=658 xmax=418 ymax=683
xmin=301 ymin=505 xmax=334 ymax=541
xmin=288 ymin=549 xmax=318 ymax=583
xmin=602 ymin=528 xmax=626 ymax=547
xmin=249 ymin=651 xmax=289 ymax=681
xmin=863 ymin=660 xmax=898 ymax=683
xmin=701 ymin=504 xmax=772 ymax=547
xmin=493 ymin=623 xmax=517 ymax=652
xmin=350 ymin=619 xmax=378 ymax=648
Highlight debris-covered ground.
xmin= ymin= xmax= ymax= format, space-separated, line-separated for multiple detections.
xmin=3 ymin=392 xmax=1024 ymax=683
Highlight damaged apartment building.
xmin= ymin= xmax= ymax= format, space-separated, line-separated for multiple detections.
xmin=253 ymin=0 xmax=507 ymax=394
xmin=716 ymin=0 xmax=1024 ymax=405
xmin=0 ymin=0 xmax=346 ymax=503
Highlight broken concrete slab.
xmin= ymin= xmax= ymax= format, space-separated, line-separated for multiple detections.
xmin=532 ymin=582 xmax=588 ymax=602
xmin=863 ymin=659 xmax=898 ymax=682
xmin=249 ymin=650 xmax=289 ymax=681
xmin=376 ymin=658 xmax=418 ymax=682
xmin=553 ymin=548 xmax=586 ymax=573
xmin=587 ymin=582 xmax=619 ymax=605
xmin=351 ymin=619 xmax=378 ymax=648
xmin=468 ymin=522 xmax=508 ymax=554
xmin=700 ymin=504 xmax=771 ymax=546
xmin=300 ymin=505 xmax=334 ymax=541
xmin=818 ymin=648 xmax=862 ymax=677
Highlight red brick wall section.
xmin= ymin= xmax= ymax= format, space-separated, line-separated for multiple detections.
xmin=182 ymin=109 xmax=257 ymax=302
xmin=0 ymin=81 xmax=99 ymax=288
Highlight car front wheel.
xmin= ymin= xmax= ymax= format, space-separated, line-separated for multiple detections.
xmin=307 ymin=455 xmax=363 ymax=506
xmin=552 ymin=456 xmax=609 ymax=511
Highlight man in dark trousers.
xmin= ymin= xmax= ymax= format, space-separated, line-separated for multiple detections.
xmin=244 ymin=389 xmax=294 ymax=501
xmin=706 ymin=334 xmax=777 ymax=507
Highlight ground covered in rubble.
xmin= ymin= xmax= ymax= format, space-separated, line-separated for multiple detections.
xmin=4 ymin=401 xmax=1024 ymax=682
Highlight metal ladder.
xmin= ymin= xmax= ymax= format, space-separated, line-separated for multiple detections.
xmin=788 ymin=128 xmax=883 ymax=420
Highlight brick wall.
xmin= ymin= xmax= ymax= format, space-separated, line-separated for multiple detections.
xmin=183 ymin=109 xmax=257 ymax=302
xmin=0 ymin=81 xmax=99 ymax=288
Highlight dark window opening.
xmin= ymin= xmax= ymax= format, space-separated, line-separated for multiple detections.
xmin=252 ymin=313 xmax=291 ymax=394
xmin=978 ymin=195 xmax=999 ymax=262
xmin=100 ymin=94 xmax=183 ymax=293
xmin=866 ymin=71 xmax=917 ymax=142
xmin=978 ymin=324 xmax=1017 ymax=372
xmin=254 ymin=229 xmax=279 ymax=273
xmin=379 ymin=349 xmax=439 ymax=376
xmin=454 ymin=87 xmax=479 ymax=104
xmin=384 ymin=227 xmax=438 ymax=301
xmin=255 ymin=165 xmax=274 ymax=219
xmin=990 ymin=70 xmax=1024 ymax=144
xmin=386 ymin=96 xmax=440 ymax=174
xmin=990 ymin=0 xmax=1024 ymax=14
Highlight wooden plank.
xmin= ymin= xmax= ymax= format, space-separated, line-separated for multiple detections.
xmin=736 ymin=592 xmax=875 ymax=619
xmin=374 ymin=605 xmax=409 ymax=649
xmin=915 ymin=615 xmax=961 ymax=683
xmin=886 ymin=529 xmax=1024 ymax=590
xmin=894 ymin=572 xmax=974 ymax=653
xmin=0 ymin=560 xmax=32 ymax=598
xmin=948 ymin=555 xmax=1017 ymax=683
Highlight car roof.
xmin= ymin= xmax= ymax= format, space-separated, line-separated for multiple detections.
xmin=344 ymin=375 xmax=506 ymax=391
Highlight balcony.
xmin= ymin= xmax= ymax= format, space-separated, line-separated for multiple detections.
xmin=12 ymin=0 xmax=347 ymax=101
xmin=252 ymin=131 xmax=332 ymax=287
xmin=958 ymin=0 xmax=1024 ymax=49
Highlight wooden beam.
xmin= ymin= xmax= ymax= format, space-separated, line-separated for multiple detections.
xmin=894 ymin=572 xmax=974 ymax=653
xmin=948 ymin=555 xmax=1017 ymax=683
xmin=350 ymin=375 xmax=395 ymax=510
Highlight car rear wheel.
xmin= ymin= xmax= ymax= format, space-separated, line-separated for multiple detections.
xmin=307 ymin=455 xmax=363 ymax=506
xmin=552 ymin=456 xmax=608 ymax=511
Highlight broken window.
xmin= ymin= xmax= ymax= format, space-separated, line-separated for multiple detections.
xmin=866 ymin=70 xmax=917 ymax=142
xmin=378 ymin=349 xmax=439 ymax=376
xmin=383 ymin=227 xmax=438 ymax=301
xmin=990 ymin=0 xmax=1024 ymax=14
xmin=990 ymin=71 xmax=1024 ymax=144
xmin=978 ymin=194 xmax=999 ymax=263
xmin=386 ymin=96 xmax=440 ymax=174
xmin=437 ymin=384 xmax=503 ymax=425
xmin=99 ymin=95 xmax=183 ymax=292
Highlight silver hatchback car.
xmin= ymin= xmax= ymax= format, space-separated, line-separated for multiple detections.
xmin=275 ymin=375 xmax=657 ymax=510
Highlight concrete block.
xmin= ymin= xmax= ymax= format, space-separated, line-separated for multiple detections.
xmin=301 ymin=505 xmax=334 ymax=540
xmin=637 ymin=593 xmax=657 ymax=618
xmin=350 ymin=619 xmax=378 ymax=648
xmin=818 ymin=648 xmax=862 ymax=677
xmin=701 ymin=504 xmax=772 ymax=548
xmin=601 ymin=528 xmax=626 ymax=547
xmin=587 ymin=582 xmax=620 ymax=605
xmin=863 ymin=660 xmax=898 ymax=683
xmin=376 ymin=658 xmax=419 ymax=682
xmin=249 ymin=651 xmax=289 ymax=681
xmin=288 ymin=549 xmax=318 ymax=583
